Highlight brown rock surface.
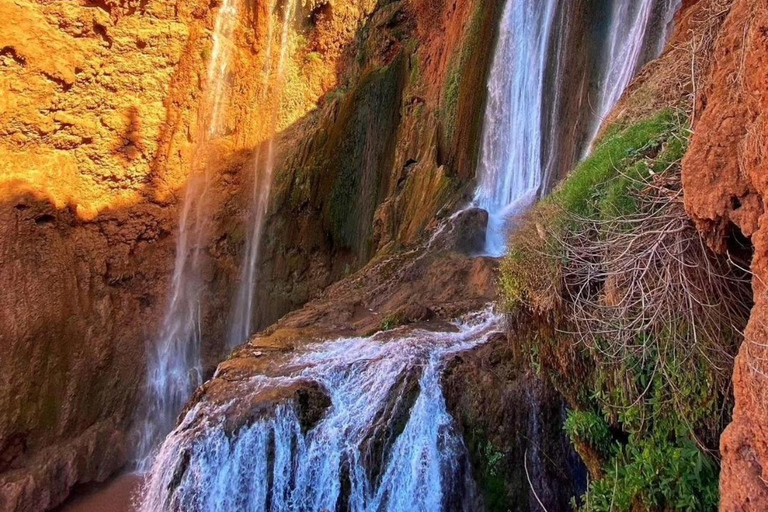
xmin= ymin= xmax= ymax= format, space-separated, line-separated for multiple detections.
xmin=680 ymin=0 xmax=768 ymax=509
xmin=0 ymin=0 xmax=376 ymax=510
xmin=0 ymin=1 xmax=210 ymax=509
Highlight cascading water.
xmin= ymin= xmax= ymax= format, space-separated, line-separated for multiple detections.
xmin=474 ymin=0 xmax=681 ymax=256
xmin=134 ymin=0 xmax=241 ymax=469
xmin=140 ymin=310 xmax=500 ymax=512
xmin=138 ymin=0 xmax=684 ymax=507
xmin=228 ymin=0 xmax=296 ymax=349
xmin=588 ymin=0 xmax=681 ymax=147
xmin=472 ymin=0 xmax=560 ymax=257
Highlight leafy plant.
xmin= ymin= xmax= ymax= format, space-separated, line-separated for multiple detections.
xmin=564 ymin=410 xmax=613 ymax=458
xmin=500 ymin=109 xmax=751 ymax=512
xmin=581 ymin=435 xmax=719 ymax=512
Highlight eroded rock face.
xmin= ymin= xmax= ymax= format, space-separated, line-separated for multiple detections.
xmin=443 ymin=335 xmax=586 ymax=512
xmin=249 ymin=0 xmax=504 ymax=330
xmin=0 ymin=0 xmax=502 ymax=509
xmin=0 ymin=0 xmax=376 ymax=509
xmin=0 ymin=1 xmax=212 ymax=509
xmin=680 ymin=0 xmax=768 ymax=509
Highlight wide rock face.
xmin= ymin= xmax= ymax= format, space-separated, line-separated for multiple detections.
xmin=680 ymin=0 xmax=768 ymax=509
xmin=0 ymin=1 xmax=211 ymax=509
xmin=0 ymin=0 xmax=501 ymax=509
xmin=0 ymin=0 xmax=370 ymax=509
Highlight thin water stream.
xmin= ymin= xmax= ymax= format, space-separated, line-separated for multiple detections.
xmin=474 ymin=0 xmax=681 ymax=256
xmin=228 ymin=0 xmax=297 ymax=349
xmin=135 ymin=0 xmax=241 ymax=469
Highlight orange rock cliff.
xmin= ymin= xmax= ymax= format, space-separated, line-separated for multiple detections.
xmin=0 ymin=0 xmax=500 ymax=510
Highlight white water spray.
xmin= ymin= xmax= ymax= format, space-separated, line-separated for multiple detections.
xmin=140 ymin=309 xmax=500 ymax=511
xmin=135 ymin=0 xmax=241 ymax=469
xmin=473 ymin=0 xmax=560 ymax=257
xmin=228 ymin=0 xmax=297 ymax=349
xmin=588 ymin=0 xmax=681 ymax=147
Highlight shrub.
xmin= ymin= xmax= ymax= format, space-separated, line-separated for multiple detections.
xmin=581 ymin=435 xmax=719 ymax=512
xmin=565 ymin=410 xmax=613 ymax=459
xmin=501 ymin=109 xmax=752 ymax=512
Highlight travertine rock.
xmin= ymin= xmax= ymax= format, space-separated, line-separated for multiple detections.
xmin=681 ymin=0 xmax=768 ymax=509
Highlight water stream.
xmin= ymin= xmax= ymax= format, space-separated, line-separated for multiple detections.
xmin=473 ymin=0 xmax=561 ymax=257
xmin=588 ymin=0 xmax=681 ymax=148
xmin=228 ymin=0 xmax=297 ymax=349
xmin=134 ymin=0 xmax=241 ymax=469
xmin=474 ymin=0 xmax=681 ymax=256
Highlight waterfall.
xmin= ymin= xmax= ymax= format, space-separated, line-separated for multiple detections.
xmin=137 ymin=0 xmax=685 ymax=505
xmin=473 ymin=0 xmax=680 ymax=256
xmin=228 ymin=0 xmax=296 ymax=349
xmin=472 ymin=0 xmax=560 ymax=257
xmin=139 ymin=310 xmax=500 ymax=512
xmin=134 ymin=0 xmax=241 ymax=469
xmin=588 ymin=0 xmax=681 ymax=147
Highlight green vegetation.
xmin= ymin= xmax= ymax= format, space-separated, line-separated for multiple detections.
xmin=500 ymin=110 xmax=751 ymax=512
xmin=440 ymin=0 xmax=488 ymax=145
xmin=305 ymin=51 xmax=323 ymax=66
xmin=380 ymin=311 xmax=405 ymax=331
xmin=565 ymin=410 xmax=613 ymax=459
xmin=582 ymin=435 xmax=720 ymax=512
xmin=326 ymin=57 xmax=405 ymax=254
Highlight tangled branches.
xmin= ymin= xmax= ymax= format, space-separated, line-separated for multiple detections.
xmin=557 ymin=171 xmax=751 ymax=446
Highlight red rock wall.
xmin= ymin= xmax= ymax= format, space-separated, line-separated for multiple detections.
xmin=680 ymin=0 xmax=768 ymax=509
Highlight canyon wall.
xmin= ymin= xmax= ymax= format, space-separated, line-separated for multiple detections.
xmin=679 ymin=0 xmax=768 ymax=509
xmin=0 ymin=0 xmax=367 ymax=508
xmin=0 ymin=0 xmax=501 ymax=510
xmin=0 ymin=1 xmax=213 ymax=509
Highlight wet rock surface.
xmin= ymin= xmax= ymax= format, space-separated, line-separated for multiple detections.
xmin=443 ymin=334 xmax=586 ymax=512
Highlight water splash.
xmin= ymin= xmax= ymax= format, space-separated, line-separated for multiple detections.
xmin=228 ymin=0 xmax=297 ymax=349
xmin=134 ymin=0 xmax=241 ymax=469
xmin=140 ymin=309 xmax=500 ymax=511
xmin=472 ymin=0 xmax=560 ymax=257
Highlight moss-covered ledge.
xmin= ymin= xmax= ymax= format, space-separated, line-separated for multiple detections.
xmin=499 ymin=110 xmax=752 ymax=512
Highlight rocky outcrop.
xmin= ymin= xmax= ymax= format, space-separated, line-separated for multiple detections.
xmin=247 ymin=0 xmax=504 ymax=330
xmin=443 ymin=335 xmax=586 ymax=512
xmin=679 ymin=0 xmax=768 ymax=509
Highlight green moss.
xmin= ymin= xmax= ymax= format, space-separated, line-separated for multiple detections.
xmin=480 ymin=440 xmax=508 ymax=512
xmin=440 ymin=0 xmax=487 ymax=145
xmin=305 ymin=51 xmax=322 ymax=65
xmin=555 ymin=110 xmax=678 ymax=218
xmin=380 ymin=311 xmax=405 ymax=331
xmin=326 ymin=57 xmax=405 ymax=253
xmin=466 ymin=430 xmax=510 ymax=512
xmin=499 ymin=109 xmax=738 ymax=512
